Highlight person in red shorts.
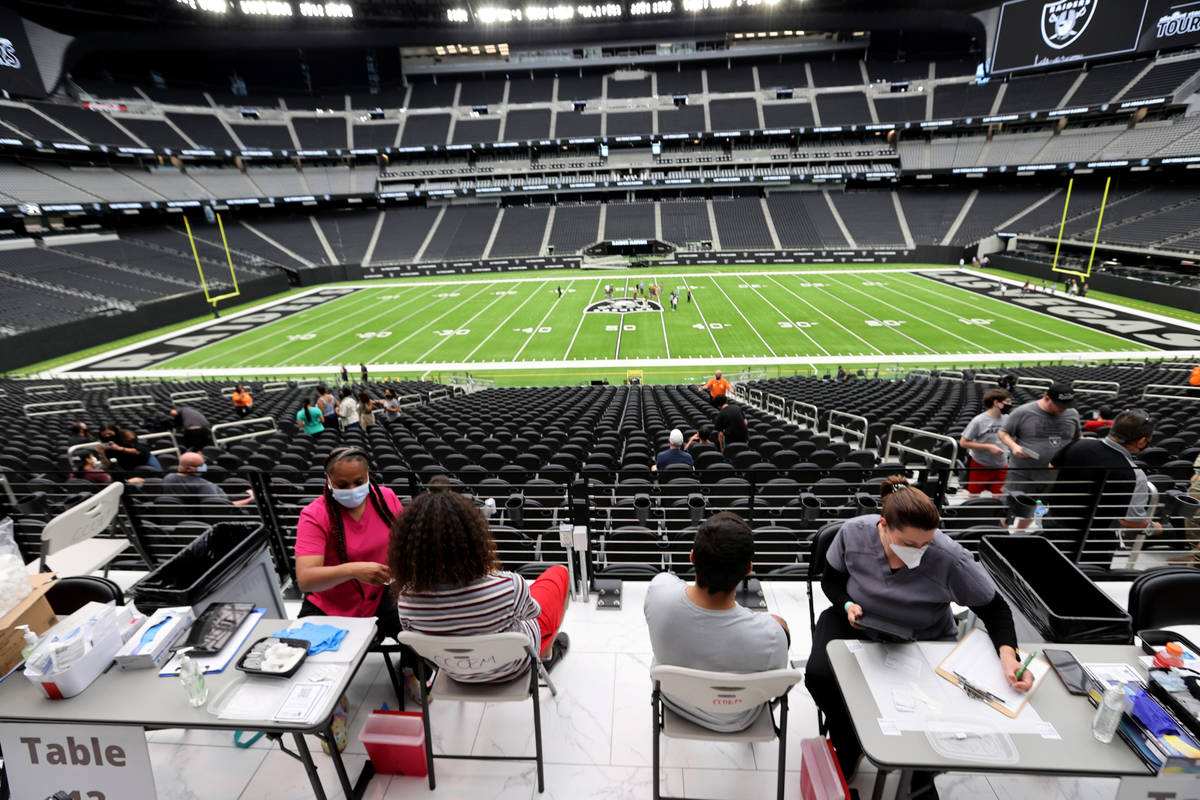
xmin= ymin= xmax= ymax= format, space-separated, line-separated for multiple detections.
xmin=959 ymin=388 xmax=1012 ymax=498
xmin=390 ymin=484 xmax=569 ymax=682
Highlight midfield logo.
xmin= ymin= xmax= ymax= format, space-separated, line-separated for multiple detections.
xmin=0 ymin=38 xmax=20 ymax=69
xmin=1042 ymin=0 xmax=1097 ymax=50
xmin=585 ymin=298 xmax=663 ymax=314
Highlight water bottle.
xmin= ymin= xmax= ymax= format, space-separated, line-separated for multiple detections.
xmin=1153 ymin=642 xmax=1185 ymax=669
xmin=177 ymin=648 xmax=208 ymax=709
xmin=1092 ymin=684 xmax=1125 ymax=744
xmin=1033 ymin=500 xmax=1049 ymax=531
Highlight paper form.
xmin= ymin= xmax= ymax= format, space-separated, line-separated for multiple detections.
xmin=934 ymin=629 xmax=1050 ymax=718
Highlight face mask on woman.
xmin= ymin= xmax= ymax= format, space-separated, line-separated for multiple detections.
xmin=330 ymin=481 xmax=370 ymax=508
xmin=888 ymin=532 xmax=929 ymax=569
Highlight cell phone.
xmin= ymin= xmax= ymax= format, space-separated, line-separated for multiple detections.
xmin=1044 ymin=648 xmax=1090 ymax=695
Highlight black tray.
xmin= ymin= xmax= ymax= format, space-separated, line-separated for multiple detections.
xmin=236 ymin=636 xmax=309 ymax=678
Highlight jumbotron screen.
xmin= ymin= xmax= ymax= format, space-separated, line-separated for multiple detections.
xmin=990 ymin=0 xmax=1200 ymax=75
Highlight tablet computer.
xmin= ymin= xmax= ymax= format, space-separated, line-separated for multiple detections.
xmin=856 ymin=613 xmax=916 ymax=644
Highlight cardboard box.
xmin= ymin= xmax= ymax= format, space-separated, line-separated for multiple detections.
xmin=0 ymin=572 xmax=57 ymax=677
xmin=115 ymin=606 xmax=194 ymax=670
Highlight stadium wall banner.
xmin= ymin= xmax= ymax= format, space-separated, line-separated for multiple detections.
xmin=0 ymin=8 xmax=45 ymax=98
xmin=362 ymin=256 xmax=583 ymax=279
xmin=0 ymin=273 xmax=290 ymax=373
xmin=991 ymin=0 xmax=1200 ymax=74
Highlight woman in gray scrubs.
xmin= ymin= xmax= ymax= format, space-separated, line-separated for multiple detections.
xmin=804 ymin=476 xmax=1033 ymax=788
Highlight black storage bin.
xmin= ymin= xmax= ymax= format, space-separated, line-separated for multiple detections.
xmin=130 ymin=522 xmax=280 ymax=614
xmin=980 ymin=535 xmax=1133 ymax=644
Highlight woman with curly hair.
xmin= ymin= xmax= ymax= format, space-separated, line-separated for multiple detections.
xmin=390 ymin=487 xmax=570 ymax=682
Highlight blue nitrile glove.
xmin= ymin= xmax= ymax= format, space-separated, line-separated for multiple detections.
xmin=272 ymin=622 xmax=348 ymax=655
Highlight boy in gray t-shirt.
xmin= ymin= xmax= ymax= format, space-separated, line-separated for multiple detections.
xmin=644 ymin=513 xmax=789 ymax=732
xmin=959 ymin=388 xmax=1012 ymax=498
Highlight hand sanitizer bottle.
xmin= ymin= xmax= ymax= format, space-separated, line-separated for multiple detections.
xmin=177 ymin=647 xmax=208 ymax=708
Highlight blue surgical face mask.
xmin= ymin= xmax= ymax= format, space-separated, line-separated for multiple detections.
xmin=330 ymin=481 xmax=370 ymax=508
xmin=193 ymin=463 xmax=207 ymax=474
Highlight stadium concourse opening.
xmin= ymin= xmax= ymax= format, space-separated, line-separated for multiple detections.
xmin=4 ymin=0 xmax=1200 ymax=797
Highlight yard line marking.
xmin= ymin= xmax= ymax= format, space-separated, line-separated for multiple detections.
xmin=413 ymin=283 xmax=521 ymax=363
xmin=896 ymin=273 xmax=1112 ymax=352
xmin=615 ymin=276 xmax=630 ymax=359
xmin=721 ymin=276 xmax=828 ymax=356
xmin=465 ymin=280 xmax=550 ymax=362
xmin=764 ymin=275 xmax=884 ymax=355
xmin=680 ymin=276 xmax=724 ymax=358
xmin=825 ymin=273 xmax=984 ymax=352
xmin=285 ymin=284 xmax=444 ymax=365
xmin=563 ymin=279 xmax=602 ymax=360
xmin=185 ymin=288 xmax=380 ymax=367
xmin=651 ymin=274 xmax=671 ymax=359
xmin=361 ymin=281 xmax=499 ymax=363
xmin=875 ymin=274 xmax=1050 ymax=353
xmin=513 ymin=283 xmax=566 ymax=360
xmin=708 ymin=276 xmax=777 ymax=357
xmin=229 ymin=287 xmax=428 ymax=366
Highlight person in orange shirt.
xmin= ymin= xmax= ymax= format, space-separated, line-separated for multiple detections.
xmin=1190 ymin=364 xmax=1200 ymax=387
xmin=232 ymin=384 xmax=254 ymax=418
xmin=702 ymin=370 xmax=731 ymax=402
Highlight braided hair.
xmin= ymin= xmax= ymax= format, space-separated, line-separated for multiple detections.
xmin=322 ymin=446 xmax=395 ymax=594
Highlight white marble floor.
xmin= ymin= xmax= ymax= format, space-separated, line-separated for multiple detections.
xmin=114 ymin=577 xmax=1184 ymax=800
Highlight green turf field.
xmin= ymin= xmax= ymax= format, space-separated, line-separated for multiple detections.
xmin=151 ymin=267 xmax=1152 ymax=374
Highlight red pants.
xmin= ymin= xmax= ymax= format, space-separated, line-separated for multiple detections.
xmin=966 ymin=459 xmax=1008 ymax=495
xmin=529 ymin=565 xmax=569 ymax=655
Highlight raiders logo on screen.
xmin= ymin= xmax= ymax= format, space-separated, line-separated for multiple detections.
xmin=1042 ymin=0 xmax=1098 ymax=50
xmin=0 ymin=38 xmax=20 ymax=69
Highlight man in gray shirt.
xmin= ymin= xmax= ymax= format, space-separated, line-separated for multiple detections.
xmin=998 ymin=382 xmax=1081 ymax=531
xmin=644 ymin=512 xmax=789 ymax=732
xmin=163 ymin=452 xmax=254 ymax=506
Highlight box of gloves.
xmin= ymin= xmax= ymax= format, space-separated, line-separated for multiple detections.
xmin=115 ymin=606 xmax=195 ymax=670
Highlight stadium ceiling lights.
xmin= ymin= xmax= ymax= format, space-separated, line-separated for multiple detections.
xmin=179 ymin=0 xmax=355 ymax=16
xmin=446 ymin=0 xmax=782 ymax=23
xmin=176 ymin=0 xmax=231 ymax=12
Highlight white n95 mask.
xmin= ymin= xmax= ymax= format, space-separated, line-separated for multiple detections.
xmin=889 ymin=542 xmax=928 ymax=569
xmin=330 ymin=482 xmax=370 ymax=508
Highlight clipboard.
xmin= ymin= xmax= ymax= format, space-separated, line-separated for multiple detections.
xmin=158 ymin=608 xmax=266 ymax=677
xmin=934 ymin=628 xmax=1050 ymax=719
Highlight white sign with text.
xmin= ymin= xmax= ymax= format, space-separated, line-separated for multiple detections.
xmin=0 ymin=722 xmax=155 ymax=800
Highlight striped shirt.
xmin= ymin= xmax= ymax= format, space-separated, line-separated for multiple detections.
xmin=395 ymin=572 xmax=540 ymax=683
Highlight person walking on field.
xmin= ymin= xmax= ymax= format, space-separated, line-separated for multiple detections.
xmin=686 ymin=288 xmax=692 ymax=304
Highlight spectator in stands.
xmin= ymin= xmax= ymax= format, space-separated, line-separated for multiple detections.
xmin=168 ymin=406 xmax=211 ymax=451
xmin=837 ymin=366 xmax=847 ymax=383
xmin=231 ymin=384 xmax=253 ymax=418
xmin=702 ymin=370 xmax=731 ymax=401
xmin=390 ymin=488 xmax=571 ymax=680
xmin=997 ymin=382 xmax=1082 ymax=532
xmin=713 ymin=395 xmax=748 ymax=451
xmin=360 ymin=363 xmax=369 ymax=384
xmin=72 ymin=450 xmax=111 ymax=485
xmin=1047 ymin=410 xmax=1160 ymax=566
xmin=806 ymin=476 xmax=1028 ymax=781
xmin=338 ymin=388 xmax=360 ymax=431
xmin=653 ymin=429 xmax=694 ymax=472
xmin=296 ymin=399 xmax=325 ymax=436
xmin=357 ymin=391 xmax=376 ymax=428
xmin=164 ymin=452 xmax=254 ymax=506
xmin=97 ymin=426 xmax=162 ymax=474
xmin=382 ymin=389 xmax=402 ymax=421
xmin=97 ymin=422 xmax=118 ymax=446
xmin=341 ymin=365 xmax=349 ymax=384
xmin=644 ymin=512 xmax=789 ymax=732
xmin=959 ymin=388 xmax=1012 ymax=499
xmin=685 ymin=425 xmax=717 ymax=455
xmin=316 ymin=384 xmax=338 ymax=430
xmin=1083 ymin=404 xmax=1116 ymax=433
xmin=67 ymin=421 xmax=92 ymax=448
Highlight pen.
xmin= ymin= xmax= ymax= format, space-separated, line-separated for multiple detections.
xmin=1015 ymin=650 xmax=1036 ymax=680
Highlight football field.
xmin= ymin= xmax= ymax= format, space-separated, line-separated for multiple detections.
xmin=140 ymin=267 xmax=1157 ymax=375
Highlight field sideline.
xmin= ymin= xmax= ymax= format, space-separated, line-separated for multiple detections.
xmin=48 ymin=264 xmax=1200 ymax=384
